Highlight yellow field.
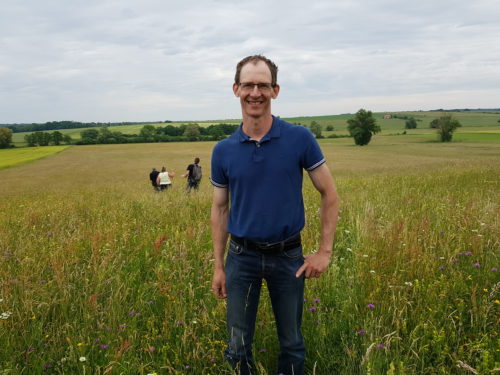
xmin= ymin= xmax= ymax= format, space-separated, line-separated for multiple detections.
xmin=0 ymin=146 xmax=69 ymax=170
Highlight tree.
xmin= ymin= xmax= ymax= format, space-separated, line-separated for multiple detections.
xmin=405 ymin=117 xmax=417 ymax=129
xmin=140 ymin=125 xmax=156 ymax=141
xmin=183 ymin=124 xmax=201 ymax=141
xmin=326 ymin=125 xmax=334 ymax=131
xmin=51 ymin=131 xmax=64 ymax=145
xmin=309 ymin=121 xmax=323 ymax=138
xmin=80 ymin=129 xmax=99 ymax=144
xmin=62 ymin=135 xmax=73 ymax=145
xmin=0 ymin=127 xmax=13 ymax=148
xmin=347 ymin=109 xmax=381 ymax=146
xmin=435 ymin=115 xmax=461 ymax=142
xmin=429 ymin=119 xmax=439 ymax=128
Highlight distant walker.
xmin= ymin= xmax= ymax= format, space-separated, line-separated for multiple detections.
xmin=183 ymin=157 xmax=202 ymax=192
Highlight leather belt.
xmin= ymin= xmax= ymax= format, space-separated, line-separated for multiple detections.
xmin=230 ymin=234 xmax=301 ymax=253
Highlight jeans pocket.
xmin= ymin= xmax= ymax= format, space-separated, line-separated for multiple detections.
xmin=283 ymin=245 xmax=303 ymax=259
xmin=228 ymin=241 xmax=243 ymax=255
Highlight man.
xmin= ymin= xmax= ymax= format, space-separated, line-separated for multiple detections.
xmin=182 ymin=157 xmax=202 ymax=192
xmin=149 ymin=167 xmax=159 ymax=191
xmin=210 ymin=55 xmax=339 ymax=375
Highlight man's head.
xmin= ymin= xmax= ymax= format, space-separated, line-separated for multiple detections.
xmin=233 ymin=55 xmax=280 ymax=119
xmin=194 ymin=157 xmax=200 ymax=164
xmin=152 ymin=168 xmax=157 ymax=171
xmin=234 ymin=55 xmax=278 ymax=87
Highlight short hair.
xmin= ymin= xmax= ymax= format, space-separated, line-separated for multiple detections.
xmin=234 ymin=55 xmax=278 ymax=86
xmin=194 ymin=157 xmax=200 ymax=164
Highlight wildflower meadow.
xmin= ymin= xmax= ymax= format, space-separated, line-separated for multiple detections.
xmin=0 ymin=135 xmax=498 ymax=374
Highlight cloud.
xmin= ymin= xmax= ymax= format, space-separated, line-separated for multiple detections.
xmin=1 ymin=0 xmax=499 ymax=122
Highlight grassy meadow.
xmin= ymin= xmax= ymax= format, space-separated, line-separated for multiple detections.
xmin=0 ymin=134 xmax=499 ymax=374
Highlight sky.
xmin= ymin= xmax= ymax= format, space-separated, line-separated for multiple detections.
xmin=1 ymin=0 xmax=499 ymax=123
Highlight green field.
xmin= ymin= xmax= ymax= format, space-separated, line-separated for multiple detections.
xmin=0 ymin=146 xmax=69 ymax=170
xmin=0 ymin=134 xmax=499 ymax=374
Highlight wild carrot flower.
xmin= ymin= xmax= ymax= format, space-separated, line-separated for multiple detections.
xmin=79 ymin=357 xmax=86 ymax=362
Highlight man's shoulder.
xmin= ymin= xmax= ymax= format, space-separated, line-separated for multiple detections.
xmin=276 ymin=118 xmax=313 ymax=138
xmin=213 ymin=131 xmax=239 ymax=151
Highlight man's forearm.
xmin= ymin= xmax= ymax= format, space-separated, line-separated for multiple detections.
xmin=318 ymin=189 xmax=339 ymax=255
xmin=211 ymin=205 xmax=229 ymax=270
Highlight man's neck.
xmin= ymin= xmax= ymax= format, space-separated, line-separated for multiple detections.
xmin=242 ymin=114 xmax=273 ymax=142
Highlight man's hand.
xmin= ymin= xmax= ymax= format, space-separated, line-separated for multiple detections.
xmin=212 ymin=268 xmax=227 ymax=299
xmin=295 ymin=251 xmax=331 ymax=278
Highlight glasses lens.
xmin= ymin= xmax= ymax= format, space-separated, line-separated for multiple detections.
xmin=240 ymin=83 xmax=272 ymax=92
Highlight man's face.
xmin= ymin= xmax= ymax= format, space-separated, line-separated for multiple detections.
xmin=233 ymin=60 xmax=279 ymax=119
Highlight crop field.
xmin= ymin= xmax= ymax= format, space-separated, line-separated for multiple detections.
xmin=0 ymin=134 xmax=499 ymax=374
xmin=0 ymin=146 xmax=69 ymax=170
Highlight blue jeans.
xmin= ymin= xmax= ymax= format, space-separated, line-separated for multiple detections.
xmin=225 ymin=239 xmax=306 ymax=375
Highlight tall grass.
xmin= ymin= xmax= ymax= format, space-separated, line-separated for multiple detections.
xmin=0 ymin=137 xmax=498 ymax=374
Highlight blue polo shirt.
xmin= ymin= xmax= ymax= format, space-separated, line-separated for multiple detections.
xmin=210 ymin=116 xmax=325 ymax=243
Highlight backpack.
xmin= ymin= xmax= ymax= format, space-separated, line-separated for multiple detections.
xmin=192 ymin=164 xmax=202 ymax=182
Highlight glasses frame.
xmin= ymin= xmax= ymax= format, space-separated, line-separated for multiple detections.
xmin=238 ymin=82 xmax=274 ymax=93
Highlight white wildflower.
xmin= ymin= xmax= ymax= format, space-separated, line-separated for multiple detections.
xmin=79 ymin=357 xmax=86 ymax=362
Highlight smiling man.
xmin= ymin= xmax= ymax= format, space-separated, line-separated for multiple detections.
xmin=210 ymin=55 xmax=339 ymax=375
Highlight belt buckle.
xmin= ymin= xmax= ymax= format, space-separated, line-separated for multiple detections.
xmin=257 ymin=240 xmax=280 ymax=251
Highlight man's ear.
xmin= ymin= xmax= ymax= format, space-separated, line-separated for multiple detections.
xmin=271 ymin=84 xmax=280 ymax=99
xmin=233 ymin=83 xmax=240 ymax=97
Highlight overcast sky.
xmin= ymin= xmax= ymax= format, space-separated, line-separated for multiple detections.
xmin=1 ymin=0 xmax=499 ymax=123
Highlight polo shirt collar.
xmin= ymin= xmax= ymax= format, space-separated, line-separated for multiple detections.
xmin=238 ymin=115 xmax=281 ymax=143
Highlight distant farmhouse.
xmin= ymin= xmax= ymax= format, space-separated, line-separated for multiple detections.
xmin=383 ymin=114 xmax=392 ymax=119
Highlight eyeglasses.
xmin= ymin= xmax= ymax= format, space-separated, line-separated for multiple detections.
xmin=239 ymin=82 xmax=274 ymax=93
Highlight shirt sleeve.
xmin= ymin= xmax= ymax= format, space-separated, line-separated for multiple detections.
xmin=210 ymin=142 xmax=228 ymax=188
xmin=302 ymin=128 xmax=326 ymax=171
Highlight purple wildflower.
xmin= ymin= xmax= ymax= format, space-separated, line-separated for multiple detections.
xmin=439 ymin=266 xmax=445 ymax=271
xmin=474 ymin=263 xmax=481 ymax=268
xmin=176 ymin=320 xmax=184 ymax=325
xmin=100 ymin=344 xmax=109 ymax=349
xmin=44 ymin=363 xmax=51 ymax=370
xmin=357 ymin=329 xmax=366 ymax=335
xmin=377 ymin=344 xmax=385 ymax=349
xmin=366 ymin=304 xmax=375 ymax=309
xmin=492 ymin=267 xmax=498 ymax=272
xmin=146 ymin=300 xmax=154 ymax=305
xmin=314 ymin=321 xmax=321 ymax=324
xmin=464 ymin=251 xmax=472 ymax=255
xmin=309 ymin=307 xmax=317 ymax=312
xmin=259 ymin=349 xmax=267 ymax=353
xmin=314 ymin=298 xmax=320 ymax=303
xmin=184 ymin=365 xmax=190 ymax=369
xmin=119 ymin=324 xmax=126 ymax=329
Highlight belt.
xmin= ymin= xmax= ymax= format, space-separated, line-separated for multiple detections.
xmin=230 ymin=234 xmax=301 ymax=253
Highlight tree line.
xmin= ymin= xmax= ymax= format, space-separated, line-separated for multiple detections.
xmin=77 ymin=123 xmax=238 ymax=145
xmin=0 ymin=113 xmax=465 ymax=149
xmin=4 ymin=120 xmax=173 ymax=133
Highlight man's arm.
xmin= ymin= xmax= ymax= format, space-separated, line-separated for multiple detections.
xmin=296 ymin=163 xmax=339 ymax=278
xmin=210 ymin=186 xmax=230 ymax=298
